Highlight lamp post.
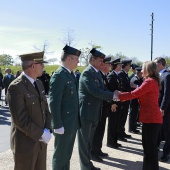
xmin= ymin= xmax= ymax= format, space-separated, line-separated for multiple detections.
xmin=150 ymin=13 xmax=154 ymax=61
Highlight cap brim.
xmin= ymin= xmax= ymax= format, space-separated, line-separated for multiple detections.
xmin=36 ymin=60 xmax=48 ymax=63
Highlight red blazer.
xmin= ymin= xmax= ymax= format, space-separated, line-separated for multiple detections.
xmin=119 ymin=78 xmax=162 ymax=124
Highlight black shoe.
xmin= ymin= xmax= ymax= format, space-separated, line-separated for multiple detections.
xmin=91 ymin=153 xmax=103 ymax=162
xmin=90 ymin=161 xmax=101 ymax=170
xmin=97 ymin=150 xmax=108 ymax=157
xmin=160 ymin=155 xmax=169 ymax=162
xmin=129 ymin=129 xmax=140 ymax=134
xmin=118 ymin=136 xmax=127 ymax=142
xmin=123 ymin=133 xmax=132 ymax=138
xmin=107 ymin=143 xmax=122 ymax=149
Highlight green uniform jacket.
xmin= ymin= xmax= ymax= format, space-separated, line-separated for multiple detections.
xmin=79 ymin=65 xmax=113 ymax=121
xmin=49 ymin=66 xmax=81 ymax=131
xmin=7 ymin=73 xmax=52 ymax=154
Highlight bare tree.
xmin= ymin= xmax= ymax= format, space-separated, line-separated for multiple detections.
xmin=79 ymin=42 xmax=102 ymax=66
xmin=47 ymin=58 xmax=59 ymax=65
xmin=59 ymin=28 xmax=77 ymax=46
xmin=33 ymin=40 xmax=54 ymax=60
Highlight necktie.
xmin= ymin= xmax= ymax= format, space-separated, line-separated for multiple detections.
xmin=33 ymin=81 xmax=39 ymax=94
xmin=71 ymin=72 xmax=77 ymax=82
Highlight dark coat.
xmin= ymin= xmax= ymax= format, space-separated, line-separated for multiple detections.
xmin=3 ymin=74 xmax=15 ymax=89
xmin=79 ymin=65 xmax=113 ymax=122
xmin=118 ymin=70 xmax=132 ymax=92
xmin=159 ymin=70 xmax=170 ymax=112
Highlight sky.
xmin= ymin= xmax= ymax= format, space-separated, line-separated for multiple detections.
xmin=0 ymin=0 xmax=170 ymax=64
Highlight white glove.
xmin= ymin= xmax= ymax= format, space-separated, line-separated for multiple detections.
xmin=39 ymin=128 xmax=52 ymax=144
xmin=113 ymin=90 xmax=120 ymax=101
xmin=54 ymin=127 xmax=65 ymax=135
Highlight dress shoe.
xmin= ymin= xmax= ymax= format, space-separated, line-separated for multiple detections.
xmin=129 ymin=129 xmax=140 ymax=134
xmin=160 ymin=155 xmax=169 ymax=162
xmin=123 ymin=133 xmax=132 ymax=138
xmin=97 ymin=150 xmax=108 ymax=157
xmin=107 ymin=143 xmax=122 ymax=149
xmin=90 ymin=161 xmax=101 ymax=170
xmin=118 ymin=136 xmax=127 ymax=142
xmin=91 ymin=153 xmax=103 ymax=162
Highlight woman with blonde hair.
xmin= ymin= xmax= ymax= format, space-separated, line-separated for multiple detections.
xmin=117 ymin=61 xmax=163 ymax=170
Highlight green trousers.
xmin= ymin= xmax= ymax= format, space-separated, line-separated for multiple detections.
xmin=52 ymin=130 xmax=77 ymax=170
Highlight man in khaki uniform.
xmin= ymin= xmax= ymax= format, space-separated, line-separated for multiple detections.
xmin=7 ymin=51 xmax=52 ymax=170
xmin=49 ymin=45 xmax=81 ymax=170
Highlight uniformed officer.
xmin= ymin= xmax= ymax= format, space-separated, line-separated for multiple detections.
xmin=129 ymin=63 xmax=139 ymax=80
xmin=7 ymin=51 xmax=52 ymax=170
xmin=91 ymin=56 xmax=111 ymax=162
xmin=118 ymin=59 xmax=133 ymax=141
xmin=38 ymin=70 xmax=51 ymax=95
xmin=129 ymin=67 xmax=143 ymax=134
xmin=107 ymin=58 xmax=123 ymax=148
xmin=78 ymin=48 xmax=118 ymax=170
xmin=49 ymin=45 xmax=81 ymax=170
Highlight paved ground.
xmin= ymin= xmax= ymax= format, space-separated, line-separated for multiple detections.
xmin=0 ymin=92 xmax=170 ymax=169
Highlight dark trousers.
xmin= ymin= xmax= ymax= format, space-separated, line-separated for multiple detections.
xmin=107 ymin=104 xmax=121 ymax=144
xmin=78 ymin=118 xmax=98 ymax=170
xmin=162 ymin=113 xmax=170 ymax=156
xmin=142 ymin=123 xmax=161 ymax=170
xmin=13 ymin=143 xmax=47 ymax=170
xmin=52 ymin=130 xmax=77 ymax=170
xmin=0 ymin=89 xmax=1 ymax=100
xmin=129 ymin=99 xmax=139 ymax=131
xmin=92 ymin=112 xmax=107 ymax=153
xmin=5 ymin=88 xmax=8 ymax=104
xmin=119 ymin=101 xmax=130 ymax=136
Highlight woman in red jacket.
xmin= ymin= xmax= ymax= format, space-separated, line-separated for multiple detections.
xmin=118 ymin=61 xmax=163 ymax=170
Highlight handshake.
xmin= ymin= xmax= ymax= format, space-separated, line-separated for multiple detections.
xmin=39 ymin=128 xmax=52 ymax=144
xmin=113 ymin=90 xmax=121 ymax=101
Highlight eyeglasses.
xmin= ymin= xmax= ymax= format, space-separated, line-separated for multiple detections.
xmin=29 ymin=62 xmax=43 ymax=67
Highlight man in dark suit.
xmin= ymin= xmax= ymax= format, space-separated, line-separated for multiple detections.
xmin=129 ymin=67 xmax=143 ymax=134
xmin=78 ymin=48 xmax=118 ymax=170
xmin=75 ymin=69 xmax=81 ymax=82
xmin=107 ymin=58 xmax=123 ymax=148
xmin=7 ymin=51 xmax=52 ymax=170
xmin=0 ymin=69 xmax=3 ymax=101
xmin=3 ymin=68 xmax=15 ymax=105
xmin=154 ymin=57 xmax=170 ymax=162
xmin=91 ymin=56 xmax=111 ymax=162
xmin=118 ymin=60 xmax=133 ymax=141
xmin=49 ymin=45 xmax=81 ymax=170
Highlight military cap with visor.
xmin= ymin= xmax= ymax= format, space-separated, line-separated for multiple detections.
xmin=63 ymin=45 xmax=81 ymax=57
xmin=103 ymin=56 xmax=111 ymax=63
xmin=121 ymin=59 xmax=132 ymax=65
xmin=90 ymin=48 xmax=106 ymax=59
xmin=135 ymin=67 xmax=142 ymax=72
xmin=110 ymin=58 xmax=122 ymax=65
xmin=131 ymin=63 xmax=140 ymax=69
xmin=19 ymin=51 xmax=47 ymax=63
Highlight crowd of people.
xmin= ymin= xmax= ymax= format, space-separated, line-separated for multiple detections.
xmin=3 ymin=45 xmax=170 ymax=170
xmin=0 ymin=67 xmax=51 ymax=105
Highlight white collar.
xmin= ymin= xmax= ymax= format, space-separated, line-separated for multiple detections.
xmin=159 ymin=68 xmax=166 ymax=75
xmin=61 ymin=65 xmax=71 ymax=73
xmin=89 ymin=64 xmax=99 ymax=72
xmin=23 ymin=72 xmax=35 ymax=85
